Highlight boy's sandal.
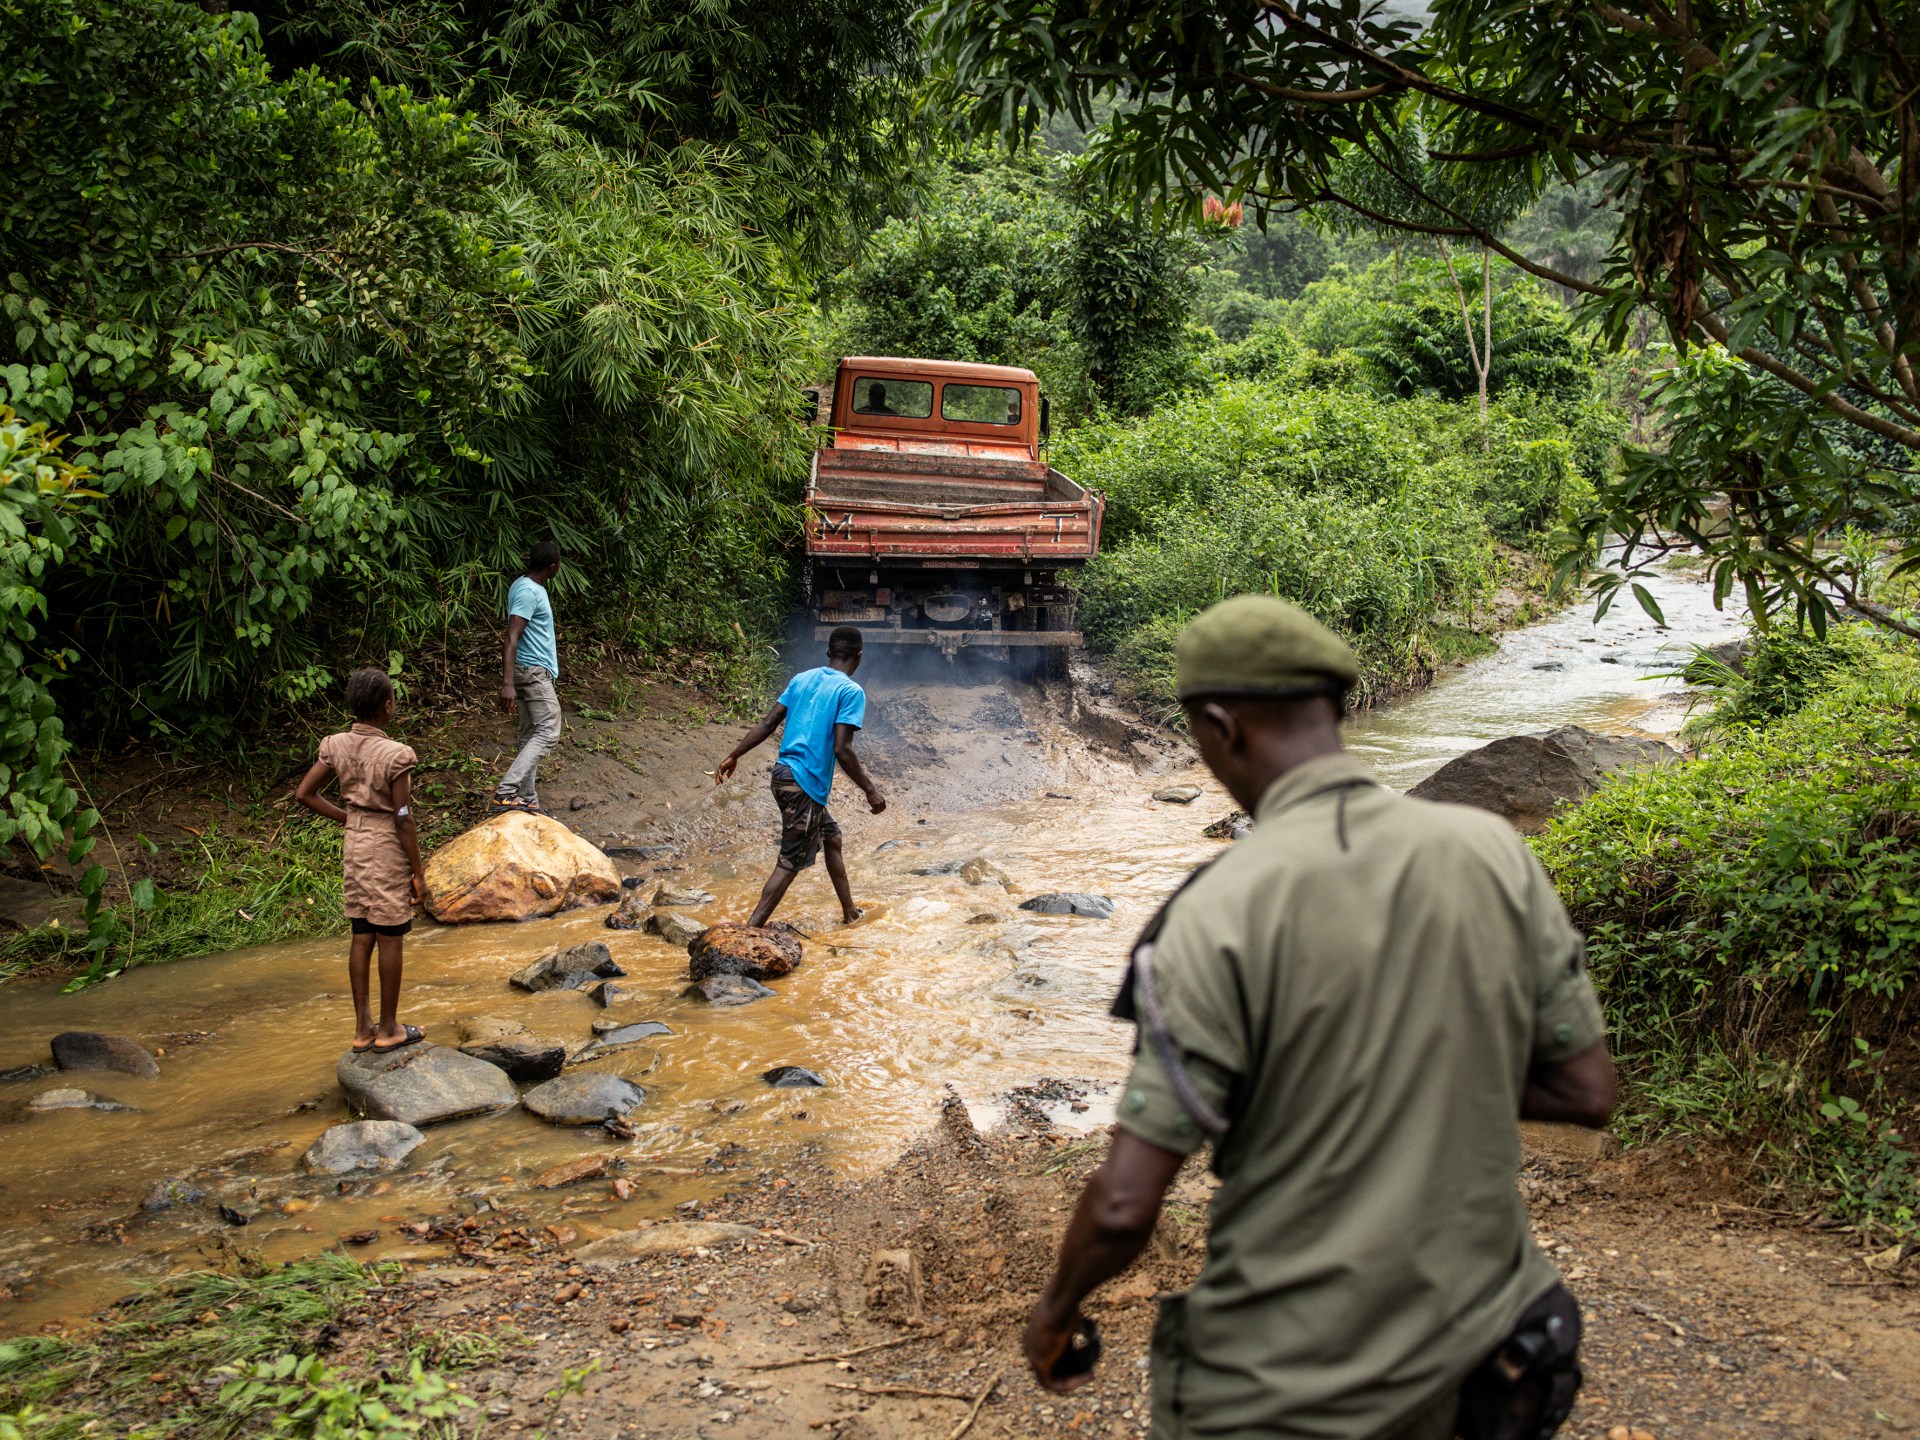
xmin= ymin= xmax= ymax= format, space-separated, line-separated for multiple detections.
xmin=350 ymin=1037 xmax=378 ymax=1054
xmin=489 ymin=796 xmax=536 ymax=813
xmin=370 ymin=1024 xmax=427 ymax=1054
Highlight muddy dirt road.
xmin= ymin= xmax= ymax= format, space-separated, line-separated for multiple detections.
xmin=9 ymin=568 xmax=1917 ymax=1436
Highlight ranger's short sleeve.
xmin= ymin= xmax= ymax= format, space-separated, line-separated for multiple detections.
xmin=1115 ymin=889 xmax=1246 ymax=1156
xmin=1525 ymin=855 xmax=1606 ymax=1063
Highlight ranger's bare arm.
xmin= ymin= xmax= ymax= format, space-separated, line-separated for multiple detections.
xmin=1521 ymin=1038 xmax=1617 ymax=1129
xmin=713 ymin=704 xmax=787 ymax=784
xmin=1025 ymin=1131 xmax=1185 ymax=1392
xmin=832 ymin=721 xmax=886 ymax=812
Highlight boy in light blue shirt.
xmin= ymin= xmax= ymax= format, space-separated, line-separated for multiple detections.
xmin=493 ymin=542 xmax=563 ymax=813
xmin=714 ymin=627 xmax=887 ymax=926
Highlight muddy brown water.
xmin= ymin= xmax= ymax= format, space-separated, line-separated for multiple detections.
xmin=0 ymin=567 xmax=1743 ymax=1334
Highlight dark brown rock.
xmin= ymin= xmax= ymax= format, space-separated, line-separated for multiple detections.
xmin=50 ymin=1032 xmax=159 ymax=1079
xmin=509 ymin=941 xmax=625 ymax=992
xmin=682 ymin=975 xmax=776 ymax=1006
xmin=603 ymin=890 xmax=650 ymax=931
xmin=456 ymin=1015 xmax=565 ymax=1082
xmin=1407 ymin=725 xmax=1681 ymax=833
xmin=687 ymin=923 xmax=802 ymax=984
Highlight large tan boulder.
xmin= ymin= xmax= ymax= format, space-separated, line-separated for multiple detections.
xmin=424 ymin=812 xmax=620 ymax=923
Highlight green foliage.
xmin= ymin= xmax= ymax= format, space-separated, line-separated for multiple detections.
xmin=216 ymin=1355 xmax=473 ymax=1440
xmin=269 ymin=0 xmax=927 ymax=276
xmin=1363 ymin=276 xmax=1587 ymax=406
xmin=834 ymin=147 xmax=1212 ymax=417
xmin=930 ymin=0 xmax=1920 ymax=641
xmin=1055 ymin=379 xmax=1613 ymax=708
xmin=833 ymin=148 xmax=1073 ymax=369
xmin=1535 ymin=636 xmax=1920 ymax=1234
xmin=1681 ymin=625 xmax=1878 ymax=735
xmin=0 ymin=411 xmax=95 ymax=861
xmin=1059 ymin=202 xmax=1208 ymax=415
xmin=0 ymin=1254 xmax=397 ymax=1438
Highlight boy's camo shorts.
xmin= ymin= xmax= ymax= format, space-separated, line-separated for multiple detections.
xmin=771 ymin=762 xmax=840 ymax=871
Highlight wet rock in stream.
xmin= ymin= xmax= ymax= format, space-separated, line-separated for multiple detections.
xmin=1407 ymin=725 xmax=1681 ymax=834
xmin=651 ymin=884 xmax=714 ymax=907
xmin=589 ymin=1019 xmax=673 ymax=1043
xmin=0 ymin=1064 xmax=56 ymax=1084
xmin=509 ymin=941 xmax=625 ymax=993
xmin=763 ymin=1066 xmax=825 ymax=1088
xmin=586 ymin=980 xmax=637 ymax=1009
xmin=336 ymin=1045 xmax=518 ymax=1127
xmin=1018 ymin=892 xmax=1115 ymax=919
xmin=602 ymin=890 xmax=651 ymax=930
xmin=301 ymin=1120 xmax=427 ymax=1175
xmin=521 ymin=1072 xmax=647 ymax=1125
xmin=26 ymin=1087 xmax=135 ymax=1113
xmin=50 ymin=1031 xmax=160 ymax=1078
xmin=456 ymin=1016 xmax=566 ymax=1082
xmin=1203 ymin=810 xmax=1253 ymax=840
xmin=646 ymin=910 xmax=707 ymax=947
xmin=1152 ymin=784 xmax=1203 ymax=804
xmin=683 ymin=974 xmax=775 ymax=1006
xmin=140 ymin=1177 xmax=206 ymax=1212
xmin=687 ymin=923 xmax=801 ymax=983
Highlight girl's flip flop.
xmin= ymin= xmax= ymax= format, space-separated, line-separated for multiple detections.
xmin=371 ymin=1024 xmax=427 ymax=1054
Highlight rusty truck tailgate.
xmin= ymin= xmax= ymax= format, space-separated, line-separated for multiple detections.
xmin=804 ymin=450 xmax=1103 ymax=562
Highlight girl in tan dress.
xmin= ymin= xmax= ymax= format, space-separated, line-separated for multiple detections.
xmin=295 ymin=669 xmax=429 ymax=1052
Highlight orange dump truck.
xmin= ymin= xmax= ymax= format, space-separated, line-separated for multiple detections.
xmin=803 ymin=357 xmax=1104 ymax=669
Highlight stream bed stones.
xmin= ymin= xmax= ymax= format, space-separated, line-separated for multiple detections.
xmin=683 ymin=975 xmax=776 ymax=1006
xmin=646 ymin=910 xmax=708 ymax=947
xmin=509 ymin=941 xmax=625 ymax=993
xmin=50 ymin=1032 xmax=160 ymax=1078
xmin=687 ymin=924 xmax=802 ymax=983
xmin=456 ymin=1016 xmax=566 ymax=1082
xmin=1018 ymin=892 xmax=1115 ymax=919
xmin=26 ymin=1087 xmax=135 ymax=1113
xmin=521 ymin=1072 xmax=647 ymax=1125
xmin=336 ymin=1045 xmax=518 ymax=1127
xmin=763 ymin=1066 xmax=825 ymax=1088
xmin=301 ymin=1120 xmax=426 ymax=1175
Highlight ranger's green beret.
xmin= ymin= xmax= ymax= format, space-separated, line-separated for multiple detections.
xmin=1175 ymin=594 xmax=1360 ymax=701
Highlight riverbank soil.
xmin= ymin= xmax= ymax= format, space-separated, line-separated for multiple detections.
xmin=70 ymin=1103 xmax=1920 ymax=1440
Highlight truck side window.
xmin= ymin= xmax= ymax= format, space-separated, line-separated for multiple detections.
xmin=851 ymin=377 xmax=932 ymax=418
xmin=942 ymin=384 xmax=1022 ymax=425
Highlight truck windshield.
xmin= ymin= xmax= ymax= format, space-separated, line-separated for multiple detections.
xmin=941 ymin=384 xmax=1022 ymax=425
xmin=850 ymin=377 xmax=932 ymax=419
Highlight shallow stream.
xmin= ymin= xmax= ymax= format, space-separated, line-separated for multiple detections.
xmin=0 ymin=565 xmax=1744 ymax=1333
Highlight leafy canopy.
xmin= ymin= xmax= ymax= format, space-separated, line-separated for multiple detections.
xmin=929 ymin=0 xmax=1920 ymax=635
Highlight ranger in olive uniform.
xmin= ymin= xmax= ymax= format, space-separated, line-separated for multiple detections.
xmin=1022 ymin=596 xmax=1617 ymax=1440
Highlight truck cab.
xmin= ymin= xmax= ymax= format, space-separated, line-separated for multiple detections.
xmin=804 ymin=357 xmax=1103 ymax=668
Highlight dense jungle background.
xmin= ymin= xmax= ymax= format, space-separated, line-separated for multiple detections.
xmin=2 ymin=0 xmax=1917 ymax=1319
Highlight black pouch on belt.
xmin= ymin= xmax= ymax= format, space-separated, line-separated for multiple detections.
xmin=1454 ymin=1282 xmax=1583 ymax=1440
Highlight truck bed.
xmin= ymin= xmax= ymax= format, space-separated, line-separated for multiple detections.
xmin=804 ymin=449 xmax=1102 ymax=563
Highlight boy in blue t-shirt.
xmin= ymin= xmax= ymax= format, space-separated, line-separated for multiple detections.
xmin=714 ymin=627 xmax=887 ymax=926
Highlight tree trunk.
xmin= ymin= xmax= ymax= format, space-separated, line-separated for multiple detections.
xmin=1479 ymin=246 xmax=1492 ymax=429
xmin=1437 ymin=238 xmax=1491 ymax=445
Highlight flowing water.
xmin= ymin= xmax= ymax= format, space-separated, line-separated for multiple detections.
xmin=0 ymin=564 xmax=1744 ymax=1334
